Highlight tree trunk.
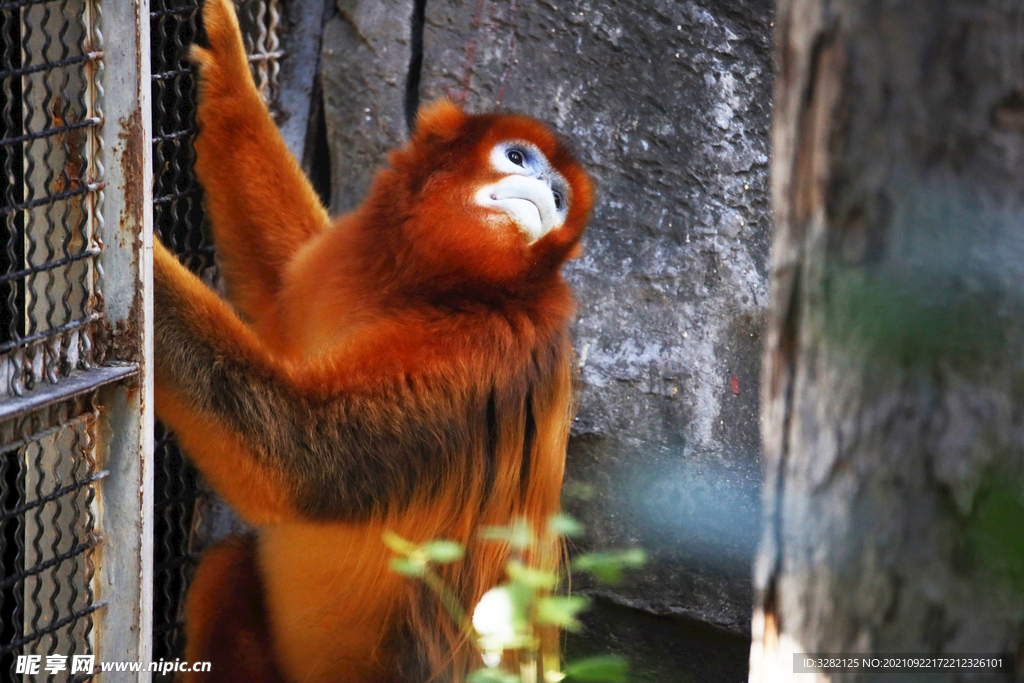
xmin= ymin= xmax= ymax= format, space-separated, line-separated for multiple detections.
xmin=753 ymin=1 xmax=1024 ymax=681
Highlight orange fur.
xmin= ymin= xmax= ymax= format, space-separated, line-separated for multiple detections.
xmin=180 ymin=536 xmax=284 ymax=683
xmin=190 ymin=2 xmax=329 ymax=328
xmin=155 ymin=1 xmax=592 ymax=681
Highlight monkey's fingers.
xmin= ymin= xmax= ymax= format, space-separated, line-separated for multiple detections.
xmin=186 ymin=0 xmax=251 ymax=101
xmin=200 ymin=0 xmax=249 ymax=76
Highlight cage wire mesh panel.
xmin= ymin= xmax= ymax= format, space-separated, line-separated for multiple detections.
xmin=0 ymin=0 xmax=104 ymax=398
xmin=1 ymin=396 xmax=104 ymax=682
xmin=0 ymin=0 xmax=110 ymax=681
xmin=150 ymin=0 xmax=284 ymax=667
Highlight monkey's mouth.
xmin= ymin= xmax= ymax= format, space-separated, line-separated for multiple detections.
xmin=475 ymin=176 xmax=562 ymax=244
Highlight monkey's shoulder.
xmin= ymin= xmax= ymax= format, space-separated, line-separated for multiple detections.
xmin=288 ymin=307 xmax=572 ymax=401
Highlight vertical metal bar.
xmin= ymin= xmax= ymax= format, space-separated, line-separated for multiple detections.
xmin=90 ymin=0 xmax=153 ymax=679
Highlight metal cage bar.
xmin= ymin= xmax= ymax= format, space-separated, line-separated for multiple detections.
xmin=0 ymin=0 xmax=288 ymax=676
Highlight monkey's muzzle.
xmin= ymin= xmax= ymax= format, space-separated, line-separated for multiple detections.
xmin=475 ymin=175 xmax=562 ymax=244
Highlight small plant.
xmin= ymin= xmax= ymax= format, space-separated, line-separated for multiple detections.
xmin=385 ymin=513 xmax=646 ymax=683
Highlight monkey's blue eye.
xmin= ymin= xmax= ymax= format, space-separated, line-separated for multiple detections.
xmin=507 ymin=149 xmax=525 ymax=166
xmin=552 ymin=190 xmax=563 ymax=211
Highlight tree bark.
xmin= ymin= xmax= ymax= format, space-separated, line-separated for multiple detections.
xmin=753 ymin=1 xmax=1024 ymax=681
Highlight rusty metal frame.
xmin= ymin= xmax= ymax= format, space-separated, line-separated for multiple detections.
xmin=0 ymin=0 xmax=153 ymax=680
xmin=90 ymin=0 xmax=154 ymax=678
xmin=0 ymin=0 xmax=295 ymax=675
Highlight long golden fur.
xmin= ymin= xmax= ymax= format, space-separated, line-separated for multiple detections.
xmin=153 ymin=1 xmax=592 ymax=680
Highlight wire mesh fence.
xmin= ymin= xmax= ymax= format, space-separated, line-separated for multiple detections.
xmin=0 ymin=0 xmax=286 ymax=674
xmin=0 ymin=1 xmax=108 ymax=681
xmin=0 ymin=395 xmax=103 ymax=683
xmin=149 ymin=0 xmax=284 ymax=667
xmin=0 ymin=0 xmax=104 ymax=399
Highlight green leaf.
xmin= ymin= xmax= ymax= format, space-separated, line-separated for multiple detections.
xmin=536 ymin=595 xmax=591 ymax=631
xmin=564 ymin=655 xmax=628 ymax=682
xmin=505 ymin=583 xmax=535 ymax=629
xmin=389 ymin=557 xmax=425 ymax=577
xmin=468 ymin=668 xmax=521 ymax=683
xmin=572 ymin=549 xmax=646 ymax=585
xmin=506 ymin=560 xmax=559 ymax=590
xmin=382 ymin=531 xmax=418 ymax=556
xmin=480 ymin=519 xmax=534 ymax=550
xmin=422 ymin=540 xmax=465 ymax=564
xmin=548 ymin=513 xmax=585 ymax=538
xmin=507 ymin=519 xmax=534 ymax=549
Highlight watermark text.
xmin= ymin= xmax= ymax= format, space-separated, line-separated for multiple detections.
xmin=16 ymin=655 xmax=212 ymax=676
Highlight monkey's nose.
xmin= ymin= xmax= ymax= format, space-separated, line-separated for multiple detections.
xmin=474 ymin=175 xmax=562 ymax=244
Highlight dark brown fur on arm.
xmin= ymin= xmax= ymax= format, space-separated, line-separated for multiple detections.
xmin=154 ymin=240 xmax=501 ymax=521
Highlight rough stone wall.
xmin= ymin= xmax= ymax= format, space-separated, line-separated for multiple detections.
xmin=310 ymin=0 xmax=774 ymax=679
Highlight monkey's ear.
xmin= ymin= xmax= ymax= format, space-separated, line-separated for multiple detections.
xmin=413 ymin=99 xmax=466 ymax=143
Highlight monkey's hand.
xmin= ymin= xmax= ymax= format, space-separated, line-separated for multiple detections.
xmin=188 ymin=0 xmax=330 ymax=330
xmin=189 ymin=0 xmax=251 ymax=95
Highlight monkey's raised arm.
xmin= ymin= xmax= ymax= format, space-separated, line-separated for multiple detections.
xmin=153 ymin=242 xmax=478 ymax=525
xmin=190 ymin=0 xmax=329 ymax=327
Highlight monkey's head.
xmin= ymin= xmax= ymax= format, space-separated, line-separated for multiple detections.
xmin=366 ymin=99 xmax=593 ymax=298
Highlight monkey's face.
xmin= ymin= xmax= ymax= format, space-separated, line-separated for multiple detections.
xmin=473 ymin=141 xmax=571 ymax=245
xmin=385 ymin=100 xmax=593 ymax=294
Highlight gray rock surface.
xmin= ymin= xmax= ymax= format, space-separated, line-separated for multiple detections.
xmin=320 ymin=0 xmax=414 ymax=212
xmin=316 ymin=0 xmax=774 ymax=673
xmin=276 ymin=0 xmax=332 ymax=162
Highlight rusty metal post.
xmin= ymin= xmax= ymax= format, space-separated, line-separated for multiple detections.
xmin=90 ymin=0 xmax=154 ymax=679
